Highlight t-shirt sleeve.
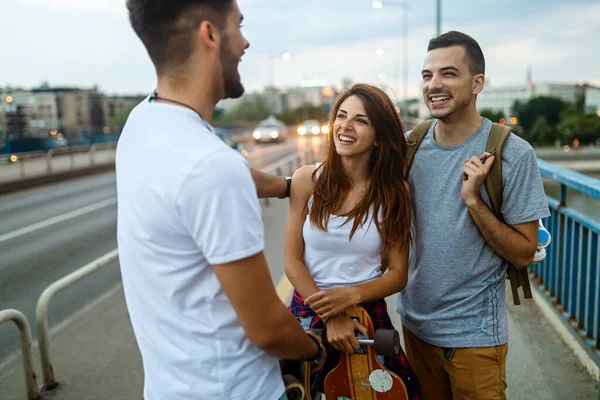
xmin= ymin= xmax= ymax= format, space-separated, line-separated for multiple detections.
xmin=501 ymin=147 xmax=551 ymax=225
xmin=176 ymin=150 xmax=264 ymax=265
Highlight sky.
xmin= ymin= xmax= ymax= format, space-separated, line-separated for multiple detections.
xmin=1 ymin=0 xmax=599 ymax=101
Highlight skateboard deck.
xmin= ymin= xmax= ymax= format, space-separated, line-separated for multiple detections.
xmin=323 ymin=305 xmax=409 ymax=400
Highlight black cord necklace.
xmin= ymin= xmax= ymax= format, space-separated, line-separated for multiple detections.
xmin=149 ymin=90 xmax=209 ymax=126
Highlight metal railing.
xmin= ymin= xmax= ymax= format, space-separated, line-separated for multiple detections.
xmin=0 ymin=309 xmax=40 ymax=400
xmin=35 ymin=249 xmax=119 ymax=390
xmin=532 ymin=159 xmax=600 ymax=365
xmin=29 ymin=145 xmax=324 ymax=391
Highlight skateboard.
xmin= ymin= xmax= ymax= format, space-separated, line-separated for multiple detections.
xmin=318 ymin=305 xmax=409 ymax=400
xmin=281 ymin=306 xmax=408 ymax=400
xmin=280 ymin=352 xmax=315 ymax=400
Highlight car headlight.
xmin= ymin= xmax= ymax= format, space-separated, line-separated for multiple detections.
xmin=311 ymin=126 xmax=320 ymax=135
xmin=253 ymin=131 xmax=261 ymax=139
xmin=298 ymin=126 xmax=306 ymax=135
xmin=270 ymin=131 xmax=279 ymax=139
xmin=321 ymin=125 xmax=329 ymax=134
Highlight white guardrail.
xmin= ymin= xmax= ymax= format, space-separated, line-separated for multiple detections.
xmin=2 ymin=143 xmax=325 ymax=396
xmin=0 ymin=142 xmax=117 ymax=184
xmin=0 ymin=310 xmax=40 ymax=399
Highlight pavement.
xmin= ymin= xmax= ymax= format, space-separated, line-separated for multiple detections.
xmin=1 ymin=199 xmax=598 ymax=399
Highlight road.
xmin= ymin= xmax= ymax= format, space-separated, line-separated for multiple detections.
xmin=0 ymin=136 xmax=323 ymax=365
xmin=1 ymin=197 xmax=597 ymax=399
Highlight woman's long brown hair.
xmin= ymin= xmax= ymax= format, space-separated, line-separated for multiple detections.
xmin=309 ymin=84 xmax=412 ymax=252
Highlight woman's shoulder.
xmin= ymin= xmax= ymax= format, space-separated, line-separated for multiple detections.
xmin=291 ymin=164 xmax=319 ymax=201
xmin=292 ymin=164 xmax=318 ymax=185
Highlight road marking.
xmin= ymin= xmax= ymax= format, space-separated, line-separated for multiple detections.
xmin=0 ymin=197 xmax=117 ymax=244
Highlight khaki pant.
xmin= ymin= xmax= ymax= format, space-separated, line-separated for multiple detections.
xmin=403 ymin=326 xmax=508 ymax=400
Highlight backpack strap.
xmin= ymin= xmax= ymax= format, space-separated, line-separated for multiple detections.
xmin=484 ymin=123 xmax=532 ymax=305
xmin=404 ymin=120 xmax=434 ymax=179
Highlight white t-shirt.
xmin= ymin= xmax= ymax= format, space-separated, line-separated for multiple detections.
xmin=116 ymin=98 xmax=284 ymax=400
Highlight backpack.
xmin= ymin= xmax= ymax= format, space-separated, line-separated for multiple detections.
xmin=404 ymin=119 xmax=532 ymax=306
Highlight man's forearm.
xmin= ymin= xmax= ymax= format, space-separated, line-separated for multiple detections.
xmin=467 ymin=199 xmax=536 ymax=268
xmin=250 ymin=168 xmax=288 ymax=199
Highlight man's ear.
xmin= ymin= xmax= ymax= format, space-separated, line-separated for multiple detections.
xmin=473 ymin=74 xmax=485 ymax=96
xmin=198 ymin=20 xmax=219 ymax=50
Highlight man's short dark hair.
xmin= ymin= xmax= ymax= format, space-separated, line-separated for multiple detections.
xmin=127 ymin=0 xmax=233 ymax=74
xmin=428 ymin=31 xmax=485 ymax=76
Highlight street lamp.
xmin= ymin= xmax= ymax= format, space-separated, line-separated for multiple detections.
xmin=372 ymin=1 xmax=410 ymax=108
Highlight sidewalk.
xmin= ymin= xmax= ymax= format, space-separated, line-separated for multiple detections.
xmin=1 ymin=200 xmax=598 ymax=399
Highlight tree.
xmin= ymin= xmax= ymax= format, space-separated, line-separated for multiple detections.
xmin=557 ymin=114 xmax=600 ymax=145
xmin=479 ymin=108 xmax=504 ymax=123
xmin=277 ymin=104 xmax=329 ymax=125
xmin=513 ymin=96 xmax=566 ymax=133
xmin=529 ymin=116 xmax=553 ymax=145
xmin=216 ymin=96 xmax=271 ymax=123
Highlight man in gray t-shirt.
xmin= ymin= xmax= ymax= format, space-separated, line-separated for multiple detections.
xmin=397 ymin=31 xmax=549 ymax=399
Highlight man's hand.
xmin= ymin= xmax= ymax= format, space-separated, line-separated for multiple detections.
xmin=461 ymin=152 xmax=495 ymax=207
xmin=304 ymin=287 xmax=359 ymax=320
xmin=325 ymin=316 xmax=368 ymax=354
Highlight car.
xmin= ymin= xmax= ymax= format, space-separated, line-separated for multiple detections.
xmin=252 ymin=116 xmax=288 ymax=143
xmin=297 ymin=120 xmax=329 ymax=136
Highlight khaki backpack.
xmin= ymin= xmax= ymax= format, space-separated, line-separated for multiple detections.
xmin=404 ymin=119 xmax=532 ymax=306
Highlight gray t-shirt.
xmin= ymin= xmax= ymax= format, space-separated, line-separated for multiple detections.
xmin=397 ymin=118 xmax=550 ymax=348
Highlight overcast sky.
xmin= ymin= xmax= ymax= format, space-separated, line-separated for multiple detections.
xmin=2 ymin=0 xmax=599 ymax=101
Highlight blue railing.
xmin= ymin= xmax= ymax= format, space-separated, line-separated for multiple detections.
xmin=533 ymin=159 xmax=600 ymax=363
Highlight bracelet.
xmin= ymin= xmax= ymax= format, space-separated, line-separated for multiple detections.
xmin=302 ymin=334 xmax=324 ymax=363
xmin=279 ymin=176 xmax=292 ymax=199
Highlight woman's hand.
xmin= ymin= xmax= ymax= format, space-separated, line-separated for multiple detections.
xmin=304 ymin=287 xmax=360 ymax=320
xmin=325 ymin=315 xmax=368 ymax=354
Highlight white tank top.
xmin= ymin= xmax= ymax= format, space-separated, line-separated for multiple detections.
xmin=303 ymin=165 xmax=383 ymax=290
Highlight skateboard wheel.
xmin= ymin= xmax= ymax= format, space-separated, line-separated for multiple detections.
xmin=282 ymin=374 xmax=305 ymax=400
xmin=374 ymin=330 xmax=400 ymax=356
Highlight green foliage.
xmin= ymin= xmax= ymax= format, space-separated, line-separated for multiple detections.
xmin=513 ymin=96 xmax=566 ymax=133
xmin=557 ymin=113 xmax=600 ymax=145
xmin=529 ymin=116 xmax=553 ymax=144
xmin=277 ymin=104 xmax=329 ymax=125
xmin=216 ymin=96 xmax=271 ymax=123
xmin=479 ymin=108 xmax=504 ymax=123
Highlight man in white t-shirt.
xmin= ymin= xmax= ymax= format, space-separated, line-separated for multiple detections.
xmin=118 ymin=1 xmax=324 ymax=399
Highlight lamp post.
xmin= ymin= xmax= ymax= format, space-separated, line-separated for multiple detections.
xmin=267 ymin=52 xmax=292 ymax=114
xmin=372 ymin=1 xmax=410 ymax=112
xmin=436 ymin=0 xmax=441 ymax=36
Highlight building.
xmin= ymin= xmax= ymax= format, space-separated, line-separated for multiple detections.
xmin=0 ymin=89 xmax=59 ymax=139
xmin=31 ymin=85 xmax=105 ymax=139
xmin=103 ymin=95 xmax=144 ymax=131
xmin=477 ymin=82 xmax=587 ymax=119
xmin=584 ymin=85 xmax=600 ymax=116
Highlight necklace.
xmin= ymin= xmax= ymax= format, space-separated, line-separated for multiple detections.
xmin=148 ymin=90 xmax=212 ymax=131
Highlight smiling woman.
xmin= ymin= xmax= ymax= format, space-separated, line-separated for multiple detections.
xmin=283 ymin=83 xmax=421 ymax=399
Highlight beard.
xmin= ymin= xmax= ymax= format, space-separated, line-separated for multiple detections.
xmin=430 ymin=94 xmax=472 ymax=121
xmin=220 ymin=39 xmax=244 ymax=99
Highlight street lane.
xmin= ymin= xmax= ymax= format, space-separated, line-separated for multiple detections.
xmin=0 ymin=136 xmax=324 ymax=364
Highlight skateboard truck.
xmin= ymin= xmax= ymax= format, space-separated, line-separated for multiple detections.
xmin=311 ymin=328 xmax=401 ymax=357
